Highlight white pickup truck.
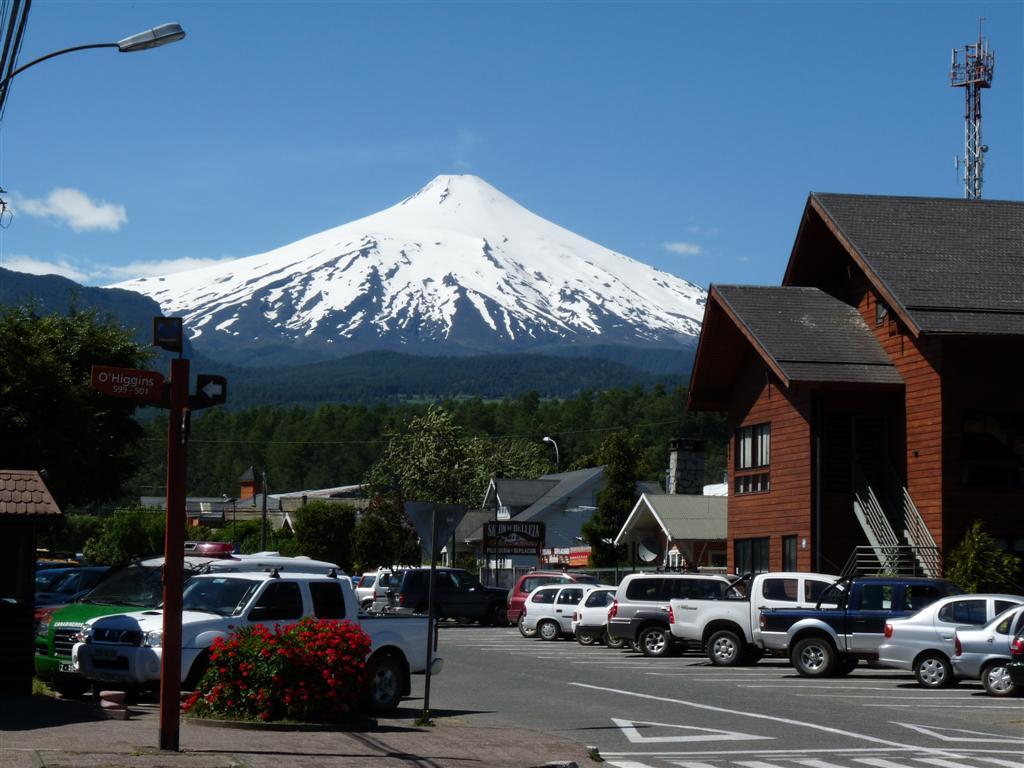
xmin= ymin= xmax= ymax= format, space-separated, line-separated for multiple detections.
xmin=669 ymin=571 xmax=838 ymax=666
xmin=74 ymin=569 xmax=439 ymax=713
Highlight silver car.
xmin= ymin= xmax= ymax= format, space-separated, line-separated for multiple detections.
xmin=952 ymin=603 xmax=1024 ymax=696
xmin=877 ymin=594 xmax=1024 ymax=688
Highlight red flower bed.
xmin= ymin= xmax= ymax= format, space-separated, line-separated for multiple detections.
xmin=184 ymin=618 xmax=372 ymax=722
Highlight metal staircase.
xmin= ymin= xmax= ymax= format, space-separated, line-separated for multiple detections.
xmin=845 ymin=465 xmax=941 ymax=578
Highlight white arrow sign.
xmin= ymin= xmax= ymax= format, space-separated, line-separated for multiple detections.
xmin=612 ymin=718 xmax=773 ymax=744
xmin=201 ymin=380 xmax=223 ymax=399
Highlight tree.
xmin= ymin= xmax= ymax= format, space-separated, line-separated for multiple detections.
xmin=82 ymin=507 xmax=167 ymax=564
xmin=945 ymin=521 xmax=1022 ymax=593
xmin=581 ymin=431 xmax=643 ymax=566
xmin=293 ymin=500 xmax=357 ymax=571
xmin=0 ymin=305 xmax=151 ymax=507
xmin=351 ymin=497 xmax=421 ymax=572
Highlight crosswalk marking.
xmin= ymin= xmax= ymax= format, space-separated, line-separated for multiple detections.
xmin=794 ymin=759 xmax=853 ymax=768
xmin=669 ymin=761 xmax=720 ymax=768
xmin=913 ymin=759 xmax=989 ymax=768
xmin=734 ymin=761 xmax=792 ymax=768
xmin=854 ymin=759 xmax=922 ymax=768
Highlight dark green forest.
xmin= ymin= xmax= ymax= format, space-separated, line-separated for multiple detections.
xmin=127 ymin=386 xmax=728 ymax=502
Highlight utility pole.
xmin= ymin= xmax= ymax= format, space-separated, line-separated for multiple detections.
xmin=260 ymin=470 xmax=268 ymax=550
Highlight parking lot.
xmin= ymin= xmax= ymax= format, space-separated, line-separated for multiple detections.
xmin=425 ymin=625 xmax=1024 ymax=768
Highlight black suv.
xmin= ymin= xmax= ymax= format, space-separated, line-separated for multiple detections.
xmin=387 ymin=567 xmax=509 ymax=626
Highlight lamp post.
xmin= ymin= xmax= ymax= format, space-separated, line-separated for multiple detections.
xmin=0 ymin=23 xmax=186 ymax=91
xmin=542 ymin=436 xmax=559 ymax=472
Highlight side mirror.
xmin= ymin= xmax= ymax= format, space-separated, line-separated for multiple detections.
xmin=248 ymin=606 xmax=273 ymax=622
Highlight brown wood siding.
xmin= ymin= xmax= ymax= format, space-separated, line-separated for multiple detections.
xmin=726 ymin=358 xmax=815 ymax=573
xmin=857 ymin=290 xmax=944 ymax=549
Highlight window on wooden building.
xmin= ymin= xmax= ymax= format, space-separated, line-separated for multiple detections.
xmin=962 ymin=412 xmax=1024 ymax=488
xmin=735 ymin=537 xmax=769 ymax=574
xmin=782 ymin=535 xmax=798 ymax=571
xmin=735 ymin=423 xmax=770 ymax=494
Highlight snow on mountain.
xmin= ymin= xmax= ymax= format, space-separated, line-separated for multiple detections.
xmin=113 ymin=175 xmax=706 ymax=365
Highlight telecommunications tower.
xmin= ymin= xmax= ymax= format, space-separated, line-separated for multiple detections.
xmin=950 ymin=20 xmax=995 ymax=199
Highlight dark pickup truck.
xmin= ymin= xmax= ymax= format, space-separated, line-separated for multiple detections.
xmin=759 ymin=576 xmax=961 ymax=677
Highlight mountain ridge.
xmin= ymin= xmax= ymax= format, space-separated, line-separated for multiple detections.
xmin=113 ymin=175 xmax=705 ymax=367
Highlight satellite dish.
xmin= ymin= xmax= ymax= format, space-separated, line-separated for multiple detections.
xmin=637 ymin=535 xmax=663 ymax=563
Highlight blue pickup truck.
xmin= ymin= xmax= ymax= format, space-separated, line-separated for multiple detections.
xmin=759 ymin=576 xmax=961 ymax=677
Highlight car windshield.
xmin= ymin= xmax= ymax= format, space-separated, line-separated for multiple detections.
xmin=182 ymin=577 xmax=261 ymax=616
xmin=35 ymin=570 xmax=66 ymax=591
xmin=46 ymin=571 xmax=84 ymax=594
xmin=81 ymin=563 xmax=167 ymax=607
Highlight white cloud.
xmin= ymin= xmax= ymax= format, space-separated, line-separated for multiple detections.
xmin=12 ymin=188 xmax=127 ymax=232
xmin=2 ymin=254 xmax=91 ymax=283
xmin=663 ymin=241 xmax=703 ymax=256
xmin=105 ymin=256 xmax=235 ymax=281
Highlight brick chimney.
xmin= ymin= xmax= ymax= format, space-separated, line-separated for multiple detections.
xmin=668 ymin=439 xmax=705 ymax=495
xmin=239 ymin=466 xmax=262 ymax=501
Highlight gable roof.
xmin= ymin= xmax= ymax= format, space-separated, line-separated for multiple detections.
xmin=515 ymin=467 xmax=605 ymax=521
xmin=0 ymin=470 xmax=62 ymax=517
xmin=689 ymin=285 xmax=903 ymax=408
xmin=794 ymin=193 xmax=1024 ymax=336
xmin=482 ymin=478 xmax=559 ymax=510
xmin=615 ymin=493 xmax=727 ymax=544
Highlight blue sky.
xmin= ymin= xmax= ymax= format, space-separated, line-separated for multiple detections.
xmin=0 ymin=1 xmax=1020 ymax=290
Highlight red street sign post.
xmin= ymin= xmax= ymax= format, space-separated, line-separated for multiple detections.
xmin=90 ymin=366 xmax=165 ymax=402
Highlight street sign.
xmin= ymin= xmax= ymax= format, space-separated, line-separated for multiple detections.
xmin=90 ymin=365 xmax=165 ymax=403
xmin=153 ymin=316 xmax=183 ymax=353
xmin=191 ymin=374 xmax=227 ymax=409
xmin=483 ymin=521 xmax=545 ymax=555
xmin=404 ymin=502 xmax=466 ymax=558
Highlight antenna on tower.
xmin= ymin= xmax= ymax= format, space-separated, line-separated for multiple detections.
xmin=950 ymin=18 xmax=995 ymax=200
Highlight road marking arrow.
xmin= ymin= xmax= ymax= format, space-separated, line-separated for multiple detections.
xmin=612 ymin=717 xmax=773 ymax=744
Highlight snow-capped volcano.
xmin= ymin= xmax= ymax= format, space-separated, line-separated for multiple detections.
xmin=114 ymin=175 xmax=705 ymax=365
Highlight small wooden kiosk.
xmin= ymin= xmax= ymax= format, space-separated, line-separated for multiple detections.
xmin=0 ymin=470 xmax=62 ymax=696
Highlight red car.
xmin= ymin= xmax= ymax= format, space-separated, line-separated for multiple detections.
xmin=508 ymin=570 xmax=599 ymax=637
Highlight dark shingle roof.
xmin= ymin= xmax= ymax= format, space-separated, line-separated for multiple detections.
xmin=492 ymin=479 xmax=559 ymax=508
xmin=714 ymin=285 xmax=903 ymax=385
xmin=0 ymin=470 xmax=62 ymax=517
xmin=812 ymin=193 xmax=1024 ymax=335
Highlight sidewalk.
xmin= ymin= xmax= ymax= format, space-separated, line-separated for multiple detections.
xmin=0 ymin=696 xmax=593 ymax=768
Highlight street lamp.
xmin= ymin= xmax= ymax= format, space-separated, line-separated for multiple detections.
xmin=542 ymin=436 xmax=560 ymax=472
xmin=0 ymin=23 xmax=186 ymax=90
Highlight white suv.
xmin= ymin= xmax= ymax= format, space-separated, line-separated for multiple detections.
xmin=521 ymin=584 xmax=590 ymax=641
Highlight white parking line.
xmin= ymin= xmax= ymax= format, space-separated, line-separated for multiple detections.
xmin=738 ymin=685 xmax=926 ymax=692
xmin=976 ymin=758 xmax=1024 ymax=767
xmin=863 ymin=705 xmax=1022 ymax=710
xmin=734 ymin=761 xmax=791 ymax=768
xmin=853 ymin=759 xmax=925 ymax=768
xmin=914 ymin=759 xmax=997 ymax=768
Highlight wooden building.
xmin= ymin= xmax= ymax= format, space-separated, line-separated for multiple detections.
xmin=688 ymin=193 xmax=1023 ymax=576
xmin=0 ymin=470 xmax=62 ymax=696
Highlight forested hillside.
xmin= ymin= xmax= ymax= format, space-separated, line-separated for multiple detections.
xmin=214 ymin=350 xmax=688 ymax=408
xmin=128 ymin=386 xmax=727 ymax=501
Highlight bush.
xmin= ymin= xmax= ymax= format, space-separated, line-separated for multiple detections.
xmin=184 ymin=619 xmax=371 ymax=723
xmin=945 ymin=521 xmax=1022 ymax=593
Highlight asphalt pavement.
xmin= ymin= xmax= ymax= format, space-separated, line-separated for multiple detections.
xmin=425 ymin=625 xmax=1024 ymax=768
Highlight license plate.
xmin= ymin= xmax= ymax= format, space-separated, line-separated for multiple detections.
xmin=93 ymin=647 xmax=117 ymax=662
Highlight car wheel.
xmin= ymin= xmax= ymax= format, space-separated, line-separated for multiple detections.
xmin=638 ymin=626 xmax=671 ymax=657
xmin=914 ymin=653 xmax=953 ymax=689
xmin=604 ymin=629 xmax=627 ymax=649
xmin=708 ymin=629 xmax=745 ymax=666
xmin=791 ymin=637 xmax=836 ymax=677
xmin=367 ymin=655 xmax=404 ymax=714
xmin=981 ymin=662 xmax=1018 ymax=697
xmin=538 ymin=620 xmax=560 ymax=641
xmin=183 ymin=651 xmax=210 ymax=691
xmin=360 ymin=598 xmax=373 ymax=611
xmin=833 ymin=657 xmax=858 ymax=676
xmin=487 ymin=603 xmax=508 ymax=627
xmin=518 ymin=616 xmax=537 ymax=638
xmin=577 ymin=630 xmax=596 ymax=646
